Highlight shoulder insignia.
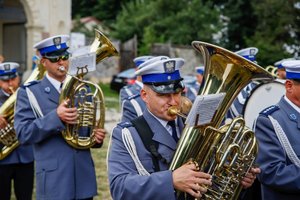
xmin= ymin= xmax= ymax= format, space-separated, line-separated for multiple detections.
xmin=260 ymin=105 xmax=279 ymax=116
xmin=127 ymin=93 xmax=140 ymax=100
xmin=21 ymin=80 xmax=40 ymax=88
xmin=118 ymin=121 xmax=133 ymax=128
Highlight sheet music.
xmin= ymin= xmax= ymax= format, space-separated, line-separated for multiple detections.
xmin=69 ymin=52 xmax=96 ymax=75
xmin=185 ymin=93 xmax=226 ymax=126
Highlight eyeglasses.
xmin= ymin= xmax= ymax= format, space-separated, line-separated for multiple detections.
xmin=44 ymin=53 xmax=69 ymax=63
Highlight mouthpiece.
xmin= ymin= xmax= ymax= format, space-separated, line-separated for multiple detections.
xmin=59 ymin=66 xmax=66 ymax=72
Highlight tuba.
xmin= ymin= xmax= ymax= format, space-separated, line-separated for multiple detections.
xmin=0 ymin=63 xmax=46 ymax=160
xmin=59 ymin=29 xmax=118 ymax=149
xmin=169 ymin=41 xmax=274 ymax=200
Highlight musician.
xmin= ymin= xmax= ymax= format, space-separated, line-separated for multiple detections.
xmin=108 ymin=57 xmax=259 ymax=200
xmin=274 ymin=58 xmax=292 ymax=80
xmin=226 ymin=47 xmax=259 ymax=121
xmin=184 ymin=65 xmax=204 ymax=102
xmin=14 ymin=35 xmax=106 ymax=200
xmin=0 ymin=62 xmax=34 ymax=200
xmin=121 ymin=56 xmax=169 ymax=122
xmin=119 ymin=55 xmax=154 ymax=103
xmin=254 ymin=60 xmax=300 ymax=200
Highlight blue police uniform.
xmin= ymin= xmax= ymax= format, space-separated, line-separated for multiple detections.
xmin=119 ymin=81 xmax=143 ymax=102
xmin=108 ymin=57 xmax=186 ymax=200
xmin=0 ymin=91 xmax=34 ymax=165
xmin=0 ymin=62 xmax=34 ymax=200
xmin=109 ymin=109 xmax=185 ymax=200
xmin=255 ymin=97 xmax=300 ymax=200
xmin=14 ymin=35 xmax=98 ymax=200
xmin=121 ymin=93 xmax=146 ymax=122
xmin=254 ymin=60 xmax=300 ymax=200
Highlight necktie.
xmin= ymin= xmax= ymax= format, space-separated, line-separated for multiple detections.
xmin=59 ymin=82 xmax=63 ymax=92
xmin=168 ymin=120 xmax=179 ymax=142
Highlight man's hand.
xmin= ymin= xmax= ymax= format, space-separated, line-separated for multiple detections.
xmin=93 ymin=128 xmax=106 ymax=144
xmin=241 ymin=167 xmax=261 ymax=189
xmin=57 ymin=99 xmax=78 ymax=124
xmin=0 ymin=115 xmax=8 ymax=129
xmin=172 ymin=162 xmax=212 ymax=198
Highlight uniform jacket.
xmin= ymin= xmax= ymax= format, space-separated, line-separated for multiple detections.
xmin=0 ymin=89 xmax=34 ymax=165
xmin=108 ymin=109 xmax=184 ymax=200
xmin=14 ymin=77 xmax=97 ymax=200
xmin=255 ymin=97 xmax=300 ymax=200
xmin=119 ymin=82 xmax=142 ymax=103
xmin=121 ymin=93 xmax=146 ymax=122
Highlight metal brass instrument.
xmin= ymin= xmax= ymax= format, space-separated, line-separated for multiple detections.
xmin=59 ymin=29 xmax=118 ymax=149
xmin=0 ymin=63 xmax=46 ymax=160
xmin=169 ymin=41 xmax=274 ymax=200
xmin=265 ymin=65 xmax=277 ymax=77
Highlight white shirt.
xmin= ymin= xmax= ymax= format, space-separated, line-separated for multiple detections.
xmin=148 ymin=108 xmax=180 ymax=138
xmin=46 ymin=73 xmax=64 ymax=93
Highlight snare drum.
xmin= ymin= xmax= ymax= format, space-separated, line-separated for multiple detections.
xmin=243 ymin=79 xmax=285 ymax=129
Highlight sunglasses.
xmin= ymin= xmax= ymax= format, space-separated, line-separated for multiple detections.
xmin=44 ymin=53 xmax=70 ymax=63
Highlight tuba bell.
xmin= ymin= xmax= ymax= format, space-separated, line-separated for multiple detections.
xmin=59 ymin=29 xmax=118 ymax=149
xmin=0 ymin=62 xmax=46 ymax=160
xmin=169 ymin=41 xmax=274 ymax=200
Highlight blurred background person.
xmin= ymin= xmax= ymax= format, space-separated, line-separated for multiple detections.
xmin=0 ymin=62 xmax=34 ymax=200
xmin=120 ymin=55 xmax=169 ymax=122
xmin=184 ymin=65 xmax=204 ymax=103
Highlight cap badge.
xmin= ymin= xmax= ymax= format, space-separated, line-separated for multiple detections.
xmin=53 ymin=37 xmax=62 ymax=49
xmin=164 ymin=60 xmax=175 ymax=73
xmin=250 ymin=49 xmax=256 ymax=56
xmin=4 ymin=64 xmax=10 ymax=71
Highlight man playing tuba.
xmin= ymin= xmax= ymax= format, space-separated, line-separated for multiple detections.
xmin=14 ymin=35 xmax=106 ymax=200
xmin=108 ymin=57 xmax=258 ymax=200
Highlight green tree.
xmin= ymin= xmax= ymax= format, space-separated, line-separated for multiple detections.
xmin=248 ymin=0 xmax=300 ymax=66
xmin=111 ymin=0 xmax=222 ymax=54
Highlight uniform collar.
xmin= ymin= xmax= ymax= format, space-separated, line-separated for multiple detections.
xmin=46 ymin=73 xmax=64 ymax=93
xmin=284 ymin=96 xmax=300 ymax=114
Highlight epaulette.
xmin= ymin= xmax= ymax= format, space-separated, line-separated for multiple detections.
xmin=20 ymin=80 xmax=40 ymax=89
xmin=260 ymin=105 xmax=279 ymax=116
xmin=118 ymin=121 xmax=133 ymax=128
xmin=127 ymin=93 xmax=140 ymax=100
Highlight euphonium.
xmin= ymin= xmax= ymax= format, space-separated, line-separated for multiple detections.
xmin=59 ymin=29 xmax=118 ymax=149
xmin=0 ymin=63 xmax=46 ymax=160
xmin=169 ymin=41 xmax=274 ymax=200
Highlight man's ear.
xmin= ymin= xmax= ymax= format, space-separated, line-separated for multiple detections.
xmin=140 ymin=88 xmax=147 ymax=102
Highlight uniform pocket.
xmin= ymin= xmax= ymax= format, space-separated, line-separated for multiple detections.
xmin=35 ymin=158 xmax=58 ymax=197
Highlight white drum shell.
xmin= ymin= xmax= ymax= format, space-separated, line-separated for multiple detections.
xmin=243 ymin=79 xmax=285 ymax=129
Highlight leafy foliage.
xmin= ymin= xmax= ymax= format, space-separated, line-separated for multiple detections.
xmin=72 ymin=0 xmax=300 ymax=65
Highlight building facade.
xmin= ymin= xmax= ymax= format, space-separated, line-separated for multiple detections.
xmin=0 ymin=0 xmax=71 ymax=74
